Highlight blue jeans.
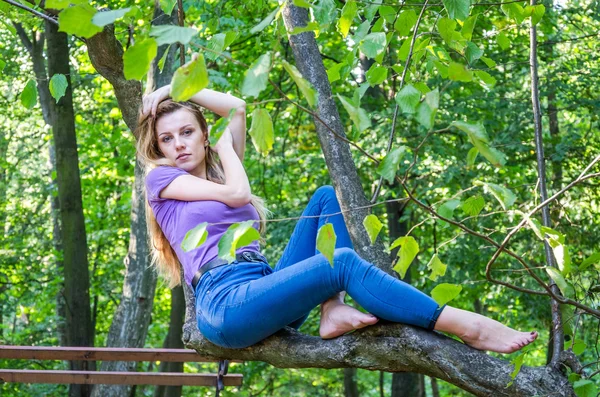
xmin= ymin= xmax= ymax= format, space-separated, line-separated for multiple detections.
xmin=194 ymin=186 xmax=443 ymax=349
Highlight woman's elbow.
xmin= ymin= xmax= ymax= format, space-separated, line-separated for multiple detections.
xmin=227 ymin=189 xmax=252 ymax=208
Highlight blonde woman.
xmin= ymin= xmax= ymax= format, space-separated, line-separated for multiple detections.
xmin=136 ymin=81 xmax=537 ymax=352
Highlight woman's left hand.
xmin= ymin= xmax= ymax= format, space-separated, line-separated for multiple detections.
xmin=142 ymin=84 xmax=171 ymax=117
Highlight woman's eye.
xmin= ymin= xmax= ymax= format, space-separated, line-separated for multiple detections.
xmin=162 ymin=136 xmax=171 ymax=143
xmin=183 ymin=129 xmax=192 ymax=135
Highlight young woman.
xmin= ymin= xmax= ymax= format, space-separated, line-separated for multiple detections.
xmin=136 ymin=82 xmax=538 ymax=352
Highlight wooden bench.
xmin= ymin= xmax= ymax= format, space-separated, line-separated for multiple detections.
xmin=0 ymin=345 xmax=242 ymax=395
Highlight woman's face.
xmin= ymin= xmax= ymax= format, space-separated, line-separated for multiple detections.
xmin=155 ymin=108 xmax=208 ymax=178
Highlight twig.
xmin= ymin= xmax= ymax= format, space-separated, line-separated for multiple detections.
xmin=1 ymin=0 xmax=58 ymax=25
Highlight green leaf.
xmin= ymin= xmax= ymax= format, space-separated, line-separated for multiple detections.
xmin=443 ymin=0 xmax=471 ymax=21
xmin=123 ymin=38 xmax=158 ymax=81
xmin=394 ymin=10 xmax=417 ymax=37
xmin=250 ymin=6 xmax=280 ymax=34
xmin=313 ymin=0 xmax=337 ymax=27
xmin=0 ymin=59 xmax=5 ymax=73
xmin=437 ymin=18 xmax=457 ymax=44
xmin=474 ymin=181 xmax=516 ymax=210
xmin=209 ymin=109 xmax=236 ymax=147
xmin=438 ymin=199 xmax=461 ymax=220
xmin=545 ymin=267 xmax=574 ymax=297
xmin=157 ymin=45 xmax=170 ymax=73
xmin=497 ymin=31 xmax=510 ymax=50
xmin=249 ymin=108 xmax=274 ymax=155
xmin=49 ymin=74 xmax=68 ymax=103
xmin=378 ymin=6 xmax=396 ymax=23
xmin=448 ymin=62 xmax=473 ymax=82
xmin=293 ymin=0 xmax=313 ymax=7
xmin=510 ymin=352 xmax=525 ymax=381
xmin=20 ymin=79 xmax=37 ymax=109
xmin=282 ymin=60 xmax=318 ymax=107
xmin=363 ymin=214 xmax=383 ymax=245
xmin=365 ymin=64 xmax=387 ymax=86
xmin=181 ymin=222 xmax=208 ymax=252
xmin=480 ymin=56 xmax=496 ymax=68
xmin=317 ymin=223 xmax=337 ymax=267
xmin=465 ymin=42 xmax=483 ymax=65
xmin=206 ymin=32 xmax=238 ymax=60
xmin=572 ymin=339 xmax=586 ymax=355
xmin=242 ymin=53 xmax=271 ymax=98
xmin=466 ymin=147 xmax=478 ymax=166
xmin=46 ymin=0 xmax=83 ymax=10
xmin=360 ymin=32 xmax=387 ymax=59
xmin=546 ymin=235 xmax=572 ymax=275
xmin=337 ymin=95 xmax=370 ymax=133
xmin=159 ymin=0 xmax=177 ymax=15
xmin=353 ymin=19 xmax=371 ymax=42
xmin=327 ymin=62 xmax=346 ymax=83
xmin=376 ymin=146 xmax=408 ymax=183
xmin=290 ymin=21 xmax=320 ymax=35
xmin=580 ymin=252 xmax=600 ymax=271
xmin=395 ymin=84 xmax=421 ymax=114
xmin=391 ymin=236 xmax=419 ymax=279
xmin=501 ymin=3 xmax=525 ymax=24
xmin=528 ymin=4 xmax=545 ymax=25
xmin=461 ymin=14 xmax=478 ymax=40
xmin=451 ymin=121 xmax=506 ymax=167
xmin=218 ymin=221 xmax=261 ymax=263
xmin=58 ymin=4 xmax=103 ymax=38
xmin=574 ymin=380 xmax=597 ymax=397
xmin=92 ymin=7 xmax=133 ymax=27
xmin=338 ymin=0 xmax=357 ymax=38
xmin=430 ymin=283 xmax=462 ymax=306
xmin=474 ymin=70 xmax=496 ymax=88
xmin=427 ymin=254 xmax=447 ymax=282
xmin=149 ymin=25 xmax=198 ymax=46
xmin=170 ymin=53 xmax=209 ymax=101
xmin=461 ymin=195 xmax=484 ymax=217
xmin=416 ymin=89 xmax=439 ymax=130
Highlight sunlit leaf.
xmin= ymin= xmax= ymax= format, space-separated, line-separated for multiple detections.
xmin=580 ymin=252 xmax=600 ymax=271
xmin=395 ymin=84 xmax=420 ymax=114
xmin=427 ymin=254 xmax=447 ymax=281
xmin=474 ymin=181 xmax=516 ymax=210
xmin=431 ymin=283 xmax=462 ymax=306
xmin=149 ymin=25 xmax=198 ymax=46
xmin=250 ymin=6 xmax=280 ymax=34
xmin=123 ymin=38 xmax=158 ymax=81
xmin=394 ymin=10 xmax=417 ymax=36
xmin=461 ymin=195 xmax=485 ymax=217
xmin=218 ymin=220 xmax=261 ymax=263
xmin=448 ymin=62 xmax=473 ymax=82
xmin=574 ymin=380 xmax=597 ymax=397
xmin=159 ymin=0 xmax=177 ymax=15
xmin=466 ymin=147 xmax=478 ymax=166
xmin=181 ymin=222 xmax=208 ymax=252
xmin=365 ymin=64 xmax=387 ymax=86
xmin=317 ymin=223 xmax=337 ymax=267
xmin=452 ymin=121 xmax=506 ymax=167
xmin=363 ymin=214 xmax=383 ymax=244
xmin=20 ymin=79 xmax=37 ymax=109
xmin=443 ymin=0 xmax=471 ymax=21
xmin=546 ymin=267 xmax=574 ymax=297
xmin=282 ymin=60 xmax=318 ymax=107
xmin=338 ymin=0 xmax=357 ymax=38
xmin=391 ymin=236 xmax=419 ymax=279
xmin=360 ymin=32 xmax=387 ymax=59
xmin=92 ymin=7 xmax=134 ymax=27
xmin=58 ymin=4 xmax=103 ymax=38
xmin=338 ymin=95 xmax=370 ymax=133
xmin=170 ymin=53 xmax=208 ymax=101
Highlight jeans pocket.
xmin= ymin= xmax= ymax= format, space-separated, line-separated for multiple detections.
xmin=196 ymin=309 xmax=232 ymax=349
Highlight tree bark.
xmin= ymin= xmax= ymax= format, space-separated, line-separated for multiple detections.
xmin=153 ymin=286 xmax=185 ymax=397
xmin=90 ymin=5 xmax=177 ymax=396
xmin=46 ymin=20 xmax=94 ymax=397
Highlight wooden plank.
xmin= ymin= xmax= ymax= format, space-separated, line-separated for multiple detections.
xmin=0 ymin=346 xmax=241 ymax=363
xmin=0 ymin=370 xmax=243 ymax=387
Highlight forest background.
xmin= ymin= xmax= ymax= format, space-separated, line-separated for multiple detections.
xmin=0 ymin=0 xmax=598 ymax=396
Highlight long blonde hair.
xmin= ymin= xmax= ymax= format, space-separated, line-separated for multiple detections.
xmin=135 ymin=100 xmax=268 ymax=288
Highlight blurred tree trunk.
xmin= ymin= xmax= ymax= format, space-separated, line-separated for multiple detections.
xmin=91 ymin=3 xmax=178 ymax=396
xmin=431 ymin=377 xmax=440 ymax=397
xmin=344 ymin=368 xmax=360 ymax=397
xmin=153 ymin=286 xmax=185 ymax=397
xmin=46 ymin=20 xmax=94 ymax=397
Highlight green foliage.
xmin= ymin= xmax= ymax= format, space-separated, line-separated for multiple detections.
xmin=474 ymin=181 xmax=516 ymax=210
xmin=390 ymin=236 xmax=419 ymax=279
xmin=316 ymin=223 xmax=336 ymax=266
xmin=170 ymin=54 xmax=209 ymax=101
xmin=395 ymin=84 xmax=420 ymax=114
xmin=123 ymin=39 xmax=157 ymax=81
xmin=427 ymin=254 xmax=447 ymax=281
xmin=242 ymin=53 xmax=271 ymax=98
xmin=574 ymin=379 xmax=598 ymax=397
xmin=181 ymin=222 xmax=208 ymax=252
xmin=431 ymin=283 xmax=462 ymax=306
xmin=359 ymin=32 xmax=386 ymax=59
xmin=249 ymin=108 xmax=274 ymax=155
xmin=49 ymin=74 xmax=67 ymax=103
xmin=337 ymin=0 xmax=357 ymax=38
xmin=337 ymin=94 xmax=370 ymax=133
xmin=442 ymin=0 xmax=471 ymax=21
xmin=218 ymin=221 xmax=261 ymax=263
xmin=91 ymin=7 xmax=136 ymax=27
xmin=376 ymin=146 xmax=408 ymax=183
xmin=281 ymin=60 xmax=318 ymax=107
xmin=149 ymin=25 xmax=198 ymax=46
xmin=57 ymin=4 xmax=103 ymax=38
xmin=363 ymin=214 xmax=383 ymax=244
xmin=451 ymin=121 xmax=506 ymax=167
xmin=20 ymin=79 xmax=37 ymax=109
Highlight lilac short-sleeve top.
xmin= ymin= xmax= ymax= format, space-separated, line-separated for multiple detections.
xmin=145 ymin=166 xmax=261 ymax=285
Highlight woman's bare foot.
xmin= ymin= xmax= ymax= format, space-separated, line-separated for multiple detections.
xmin=320 ymin=298 xmax=379 ymax=339
xmin=435 ymin=306 xmax=538 ymax=354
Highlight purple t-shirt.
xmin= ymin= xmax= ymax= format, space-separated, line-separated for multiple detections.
xmin=145 ymin=166 xmax=262 ymax=285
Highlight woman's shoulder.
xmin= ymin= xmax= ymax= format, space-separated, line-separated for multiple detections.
xmin=145 ymin=166 xmax=190 ymax=202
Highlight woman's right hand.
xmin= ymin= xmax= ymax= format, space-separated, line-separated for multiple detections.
xmin=214 ymin=128 xmax=234 ymax=153
xmin=142 ymin=84 xmax=171 ymax=118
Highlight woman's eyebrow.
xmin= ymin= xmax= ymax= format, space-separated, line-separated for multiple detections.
xmin=158 ymin=124 xmax=193 ymax=136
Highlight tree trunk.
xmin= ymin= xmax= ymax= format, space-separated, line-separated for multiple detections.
xmin=91 ymin=4 xmax=177 ymax=396
xmin=343 ymin=367 xmax=359 ymax=397
xmin=431 ymin=377 xmax=440 ymax=397
xmin=46 ymin=20 xmax=94 ymax=397
xmin=153 ymin=286 xmax=185 ymax=397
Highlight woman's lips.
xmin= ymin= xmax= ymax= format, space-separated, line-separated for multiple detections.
xmin=177 ymin=154 xmax=190 ymax=160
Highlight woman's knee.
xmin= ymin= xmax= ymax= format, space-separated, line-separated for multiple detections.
xmin=313 ymin=185 xmax=336 ymax=202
